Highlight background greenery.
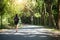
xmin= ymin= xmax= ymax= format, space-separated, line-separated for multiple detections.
xmin=0 ymin=0 xmax=58 ymax=29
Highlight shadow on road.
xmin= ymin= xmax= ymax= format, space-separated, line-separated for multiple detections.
xmin=0 ymin=33 xmax=60 ymax=40
xmin=0 ymin=24 xmax=60 ymax=40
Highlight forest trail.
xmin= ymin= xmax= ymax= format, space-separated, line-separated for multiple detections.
xmin=0 ymin=24 xmax=60 ymax=40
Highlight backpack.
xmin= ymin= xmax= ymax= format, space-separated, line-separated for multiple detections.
xmin=14 ymin=17 xmax=19 ymax=22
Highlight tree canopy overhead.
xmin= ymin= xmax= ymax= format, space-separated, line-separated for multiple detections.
xmin=0 ymin=0 xmax=59 ymax=29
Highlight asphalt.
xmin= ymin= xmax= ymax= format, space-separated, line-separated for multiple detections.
xmin=0 ymin=24 xmax=60 ymax=40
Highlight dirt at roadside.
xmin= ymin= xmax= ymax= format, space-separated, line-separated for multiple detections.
xmin=50 ymin=30 xmax=60 ymax=37
xmin=0 ymin=29 xmax=8 ymax=32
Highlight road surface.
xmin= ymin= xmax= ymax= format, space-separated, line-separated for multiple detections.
xmin=0 ymin=24 xmax=60 ymax=40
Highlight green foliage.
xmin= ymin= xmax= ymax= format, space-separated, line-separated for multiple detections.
xmin=34 ymin=13 xmax=41 ymax=18
xmin=0 ymin=0 xmax=58 ymax=28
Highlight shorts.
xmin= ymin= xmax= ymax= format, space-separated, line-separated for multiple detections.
xmin=14 ymin=21 xmax=19 ymax=25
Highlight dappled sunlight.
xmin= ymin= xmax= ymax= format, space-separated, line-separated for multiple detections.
xmin=0 ymin=28 xmax=53 ymax=37
xmin=21 ymin=24 xmax=44 ymax=28
xmin=24 ymin=34 xmax=48 ymax=37
xmin=13 ymin=0 xmax=26 ymax=11
xmin=14 ymin=0 xmax=27 ymax=4
xmin=0 ymin=25 xmax=59 ymax=40
xmin=14 ymin=0 xmax=27 ymax=9
xmin=24 ymin=34 xmax=36 ymax=37
xmin=39 ymin=36 xmax=48 ymax=37
xmin=0 ymin=32 xmax=49 ymax=37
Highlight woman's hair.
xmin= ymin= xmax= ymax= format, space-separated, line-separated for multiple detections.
xmin=15 ymin=14 xmax=18 ymax=17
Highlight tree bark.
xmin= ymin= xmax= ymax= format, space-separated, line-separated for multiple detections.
xmin=43 ymin=3 xmax=46 ymax=25
xmin=41 ymin=3 xmax=46 ymax=25
xmin=57 ymin=0 xmax=60 ymax=29
xmin=46 ymin=0 xmax=56 ymax=27
xmin=46 ymin=1 xmax=52 ymax=26
xmin=1 ymin=14 xmax=2 ymax=29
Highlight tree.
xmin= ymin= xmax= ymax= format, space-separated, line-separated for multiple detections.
xmin=44 ymin=0 xmax=56 ymax=27
xmin=0 ymin=0 xmax=6 ymax=28
xmin=36 ymin=0 xmax=44 ymax=25
xmin=42 ymin=2 xmax=46 ymax=25
xmin=56 ymin=0 xmax=60 ymax=29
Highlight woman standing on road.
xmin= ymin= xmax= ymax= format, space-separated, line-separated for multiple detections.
xmin=14 ymin=14 xmax=19 ymax=32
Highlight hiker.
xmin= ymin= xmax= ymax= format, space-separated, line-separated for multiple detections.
xmin=14 ymin=14 xmax=19 ymax=32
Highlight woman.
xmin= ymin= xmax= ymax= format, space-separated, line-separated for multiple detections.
xmin=14 ymin=14 xmax=19 ymax=32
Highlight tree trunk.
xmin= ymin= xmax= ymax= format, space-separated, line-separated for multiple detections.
xmin=31 ymin=16 xmax=33 ymax=25
xmin=40 ymin=3 xmax=46 ymax=25
xmin=1 ymin=13 xmax=2 ymax=29
xmin=46 ymin=0 xmax=55 ymax=27
xmin=43 ymin=3 xmax=46 ymax=25
xmin=46 ymin=2 xmax=52 ymax=26
xmin=57 ymin=0 xmax=60 ymax=29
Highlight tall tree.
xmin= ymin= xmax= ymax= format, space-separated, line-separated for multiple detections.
xmin=0 ymin=0 xmax=6 ymax=28
xmin=43 ymin=2 xmax=46 ymax=25
xmin=57 ymin=0 xmax=60 ymax=29
xmin=41 ymin=2 xmax=46 ymax=25
xmin=45 ymin=0 xmax=56 ymax=26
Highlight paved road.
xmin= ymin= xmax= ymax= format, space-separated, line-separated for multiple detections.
xmin=0 ymin=25 xmax=60 ymax=40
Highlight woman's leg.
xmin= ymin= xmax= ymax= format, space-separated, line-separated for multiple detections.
xmin=16 ymin=25 xmax=18 ymax=32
